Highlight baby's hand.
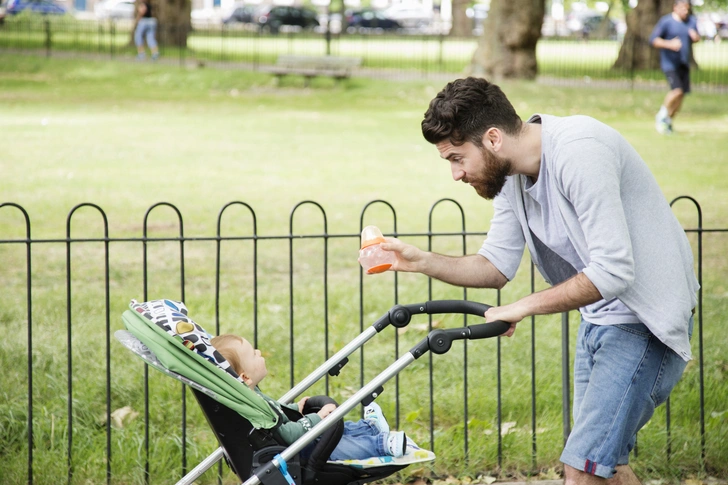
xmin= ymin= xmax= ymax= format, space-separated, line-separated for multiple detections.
xmin=318 ymin=403 xmax=337 ymax=418
xmin=297 ymin=396 xmax=310 ymax=413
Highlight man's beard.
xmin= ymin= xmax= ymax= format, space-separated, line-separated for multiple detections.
xmin=464 ymin=147 xmax=513 ymax=200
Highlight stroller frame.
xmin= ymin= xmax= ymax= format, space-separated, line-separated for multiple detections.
xmin=118 ymin=300 xmax=508 ymax=485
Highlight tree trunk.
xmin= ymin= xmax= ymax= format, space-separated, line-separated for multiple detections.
xmin=469 ymin=0 xmax=545 ymax=80
xmin=613 ymin=0 xmax=671 ymax=70
xmin=157 ymin=0 xmax=191 ymax=48
xmin=449 ymin=0 xmax=471 ymax=37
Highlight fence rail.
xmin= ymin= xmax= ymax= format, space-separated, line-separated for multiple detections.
xmin=0 ymin=197 xmax=724 ymax=484
xmin=1 ymin=17 xmax=728 ymax=91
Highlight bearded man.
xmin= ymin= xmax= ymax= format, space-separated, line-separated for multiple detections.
xmin=380 ymin=77 xmax=698 ymax=485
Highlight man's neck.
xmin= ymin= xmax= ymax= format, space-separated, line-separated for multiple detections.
xmin=510 ymin=123 xmax=542 ymax=181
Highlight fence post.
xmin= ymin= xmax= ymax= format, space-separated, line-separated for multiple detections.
xmin=561 ymin=310 xmax=571 ymax=445
xmin=44 ymin=19 xmax=51 ymax=57
xmin=110 ymin=20 xmax=115 ymax=59
xmin=438 ymin=32 xmax=444 ymax=69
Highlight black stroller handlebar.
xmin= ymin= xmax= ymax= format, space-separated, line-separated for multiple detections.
xmin=379 ymin=299 xmax=493 ymax=330
xmin=468 ymin=320 xmax=511 ymax=340
xmin=369 ymin=299 xmax=510 ymax=357
xmin=417 ymin=320 xmax=510 ymax=357
xmin=422 ymin=299 xmax=493 ymax=316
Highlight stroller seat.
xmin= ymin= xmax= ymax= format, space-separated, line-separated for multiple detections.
xmin=118 ymin=298 xmax=435 ymax=485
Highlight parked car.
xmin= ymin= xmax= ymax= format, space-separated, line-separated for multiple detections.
xmin=4 ymin=0 xmax=66 ymax=16
xmin=256 ymin=5 xmax=319 ymax=33
xmin=382 ymin=3 xmax=432 ymax=30
xmin=346 ymin=8 xmax=401 ymax=32
xmin=223 ymin=4 xmax=257 ymax=25
xmin=94 ymin=0 xmax=135 ymax=20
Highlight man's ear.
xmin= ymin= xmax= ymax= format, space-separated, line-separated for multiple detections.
xmin=483 ymin=127 xmax=502 ymax=151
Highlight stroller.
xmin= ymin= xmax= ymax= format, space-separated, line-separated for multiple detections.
xmin=117 ymin=298 xmax=508 ymax=485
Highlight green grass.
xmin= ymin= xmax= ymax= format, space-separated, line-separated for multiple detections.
xmin=1 ymin=53 xmax=727 ymax=484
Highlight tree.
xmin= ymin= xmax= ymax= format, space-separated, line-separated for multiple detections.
xmin=151 ymin=0 xmax=191 ymax=48
xmin=130 ymin=0 xmax=191 ymax=48
xmin=449 ymin=0 xmax=471 ymax=37
xmin=613 ymin=0 xmax=672 ymax=70
xmin=469 ymin=0 xmax=545 ymax=79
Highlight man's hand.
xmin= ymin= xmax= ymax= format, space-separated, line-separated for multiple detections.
xmin=297 ymin=396 xmax=309 ymax=414
xmin=689 ymin=29 xmax=700 ymax=43
xmin=317 ymin=403 xmax=337 ymax=419
xmin=484 ymin=303 xmax=527 ymax=338
xmin=668 ymin=36 xmax=682 ymax=51
xmin=379 ymin=237 xmax=426 ymax=273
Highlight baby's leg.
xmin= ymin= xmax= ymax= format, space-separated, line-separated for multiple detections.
xmin=329 ymin=431 xmax=388 ymax=461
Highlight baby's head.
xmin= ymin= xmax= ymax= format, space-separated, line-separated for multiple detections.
xmin=211 ymin=334 xmax=268 ymax=388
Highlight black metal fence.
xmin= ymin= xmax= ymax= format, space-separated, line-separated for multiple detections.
xmin=0 ymin=196 xmax=724 ymax=484
xmin=1 ymin=17 xmax=728 ymax=91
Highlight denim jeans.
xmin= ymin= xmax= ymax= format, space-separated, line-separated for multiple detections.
xmin=134 ymin=18 xmax=158 ymax=49
xmin=329 ymin=420 xmax=389 ymax=461
xmin=560 ymin=317 xmax=692 ymax=478
xmin=301 ymin=419 xmax=388 ymax=461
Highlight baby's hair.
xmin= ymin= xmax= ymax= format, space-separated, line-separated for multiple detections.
xmin=211 ymin=334 xmax=245 ymax=376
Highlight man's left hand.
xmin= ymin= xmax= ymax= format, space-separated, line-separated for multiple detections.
xmin=484 ymin=304 xmax=527 ymax=338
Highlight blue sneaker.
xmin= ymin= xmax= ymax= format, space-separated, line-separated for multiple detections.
xmin=364 ymin=402 xmax=389 ymax=433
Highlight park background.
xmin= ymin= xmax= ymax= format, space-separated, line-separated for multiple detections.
xmin=1 ymin=0 xmax=728 ymax=481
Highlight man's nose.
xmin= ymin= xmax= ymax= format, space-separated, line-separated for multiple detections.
xmin=451 ymin=165 xmax=465 ymax=181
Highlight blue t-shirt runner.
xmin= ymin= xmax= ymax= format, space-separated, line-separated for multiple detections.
xmin=650 ymin=8 xmax=697 ymax=71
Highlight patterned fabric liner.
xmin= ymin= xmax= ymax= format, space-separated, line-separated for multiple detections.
xmin=329 ymin=439 xmax=436 ymax=468
xmin=130 ymin=299 xmax=244 ymax=384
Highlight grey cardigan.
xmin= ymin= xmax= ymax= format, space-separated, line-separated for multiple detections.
xmin=478 ymin=114 xmax=698 ymax=361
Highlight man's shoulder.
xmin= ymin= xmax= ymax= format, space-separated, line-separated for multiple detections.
xmin=658 ymin=13 xmax=676 ymax=24
xmin=540 ymin=114 xmax=606 ymax=141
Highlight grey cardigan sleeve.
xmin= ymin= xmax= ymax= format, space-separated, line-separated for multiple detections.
xmin=477 ymin=186 xmax=526 ymax=281
xmin=553 ymin=138 xmax=635 ymax=300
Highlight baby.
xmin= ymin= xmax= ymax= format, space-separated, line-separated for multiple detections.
xmin=211 ymin=334 xmax=407 ymax=460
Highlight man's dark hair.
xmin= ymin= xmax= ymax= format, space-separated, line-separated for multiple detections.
xmin=422 ymin=77 xmax=522 ymax=147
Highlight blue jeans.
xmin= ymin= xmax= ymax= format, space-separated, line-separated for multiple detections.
xmin=134 ymin=18 xmax=158 ymax=49
xmin=560 ymin=317 xmax=692 ymax=478
xmin=302 ymin=419 xmax=388 ymax=461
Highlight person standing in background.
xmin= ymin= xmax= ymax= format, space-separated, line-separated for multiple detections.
xmin=135 ymin=0 xmax=159 ymax=60
xmin=650 ymin=0 xmax=700 ymax=134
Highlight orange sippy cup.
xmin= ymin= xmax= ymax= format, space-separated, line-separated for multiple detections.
xmin=359 ymin=225 xmax=395 ymax=274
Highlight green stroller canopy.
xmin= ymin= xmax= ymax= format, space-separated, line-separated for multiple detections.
xmin=121 ymin=299 xmax=278 ymax=430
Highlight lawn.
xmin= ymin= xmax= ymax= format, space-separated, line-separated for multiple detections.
xmin=1 ymin=53 xmax=727 ymax=485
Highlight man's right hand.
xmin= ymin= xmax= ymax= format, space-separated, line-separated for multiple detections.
xmin=668 ymin=36 xmax=682 ymax=52
xmin=380 ymin=237 xmax=425 ymax=273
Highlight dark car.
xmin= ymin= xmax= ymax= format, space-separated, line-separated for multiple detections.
xmin=346 ymin=8 xmax=401 ymax=32
xmin=5 ymin=0 xmax=66 ymax=15
xmin=256 ymin=5 xmax=319 ymax=33
xmin=223 ymin=4 xmax=257 ymax=24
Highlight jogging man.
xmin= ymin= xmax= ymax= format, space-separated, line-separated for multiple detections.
xmin=650 ymin=0 xmax=700 ymax=134
xmin=382 ymin=77 xmax=698 ymax=484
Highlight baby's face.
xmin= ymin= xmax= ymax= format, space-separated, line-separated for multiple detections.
xmin=236 ymin=338 xmax=268 ymax=388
